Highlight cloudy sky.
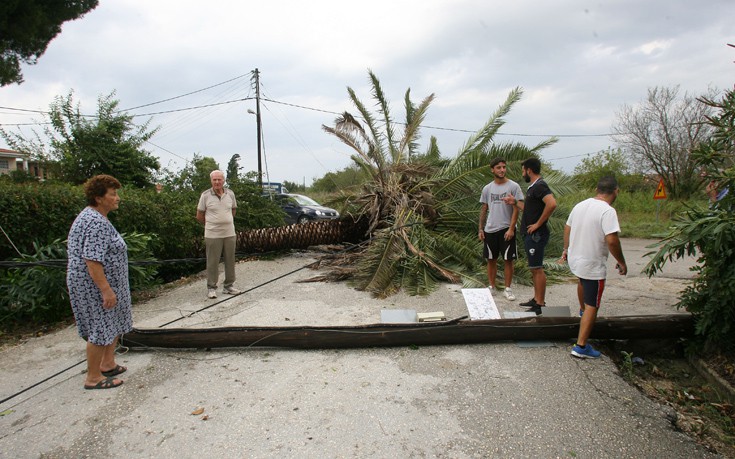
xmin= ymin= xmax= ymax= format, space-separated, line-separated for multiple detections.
xmin=1 ymin=0 xmax=733 ymax=186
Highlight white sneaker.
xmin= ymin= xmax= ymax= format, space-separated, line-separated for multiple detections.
xmin=223 ymin=286 xmax=241 ymax=295
xmin=208 ymin=289 xmax=217 ymax=299
xmin=503 ymin=288 xmax=516 ymax=301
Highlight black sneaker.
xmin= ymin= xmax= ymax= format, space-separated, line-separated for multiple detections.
xmin=519 ymin=297 xmax=538 ymax=307
xmin=528 ymin=305 xmax=543 ymax=315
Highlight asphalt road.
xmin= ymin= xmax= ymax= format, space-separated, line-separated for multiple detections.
xmin=0 ymin=239 xmax=719 ymax=458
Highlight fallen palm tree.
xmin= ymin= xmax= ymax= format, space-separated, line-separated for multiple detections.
xmin=237 ymin=217 xmax=367 ymax=253
xmin=121 ymin=314 xmax=693 ymax=350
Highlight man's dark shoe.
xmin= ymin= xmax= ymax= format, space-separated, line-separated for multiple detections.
xmin=528 ymin=305 xmax=543 ymax=315
xmin=519 ymin=298 xmax=538 ymax=307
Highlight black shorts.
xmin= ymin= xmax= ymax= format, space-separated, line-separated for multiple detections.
xmin=579 ymin=278 xmax=606 ymax=308
xmin=483 ymin=229 xmax=517 ymax=261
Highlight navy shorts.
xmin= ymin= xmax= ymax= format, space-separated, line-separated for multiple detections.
xmin=483 ymin=229 xmax=517 ymax=261
xmin=579 ymin=278 xmax=606 ymax=308
xmin=523 ymin=230 xmax=549 ymax=269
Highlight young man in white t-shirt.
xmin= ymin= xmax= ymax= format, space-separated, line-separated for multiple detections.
xmin=562 ymin=176 xmax=627 ymax=358
xmin=479 ymin=158 xmax=525 ymax=300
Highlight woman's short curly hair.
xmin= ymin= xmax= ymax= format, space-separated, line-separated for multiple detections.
xmin=84 ymin=174 xmax=121 ymax=206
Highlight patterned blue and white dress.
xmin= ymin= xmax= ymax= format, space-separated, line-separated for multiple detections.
xmin=66 ymin=207 xmax=132 ymax=345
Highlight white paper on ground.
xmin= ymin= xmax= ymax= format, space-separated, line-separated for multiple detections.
xmin=461 ymin=288 xmax=501 ymax=320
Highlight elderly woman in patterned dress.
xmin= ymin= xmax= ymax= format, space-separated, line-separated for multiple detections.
xmin=67 ymin=175 xmax=132 ymax=390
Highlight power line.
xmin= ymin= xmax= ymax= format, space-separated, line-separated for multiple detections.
xmin=0 ymin=97 xmax=254 ymax=124
xmin=0 ymin=106 xmax=47 ymax=114
xmin=128 ymin=97 xmax=253 ymax=118
xmin=261 ymin=97 xmax=613 ymax=138
xmin=144 ymin=140 xmax=190 ymax=162
xmin=2 ymin=96 xmax=614 ymax=139
xmin=120 ymin=72 xmax=253 ymax=112
xmin=0 ymin=121 xmax=52 ymax=127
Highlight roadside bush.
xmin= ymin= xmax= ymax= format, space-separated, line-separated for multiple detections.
xmin=0 ymin=180 xmax=286 ymax=283
xmin=0 ymin=181 xmax=84 ymax=260
xmin=228 ymin=179 xmax=286 ymax=230
xmin=0 ymin=232 xmax=157 ymax=324
xmin=111 ymin=187 xmax=204 ymax=281
xmin=557 ymin=189 xmax=702 ymax=238
xmin=645 ymin=86 xmax=735 ymax=351
xmin=0 ymin=239 xmax=69 ymax=323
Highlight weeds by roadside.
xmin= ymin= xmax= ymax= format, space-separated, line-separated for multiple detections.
xmin=603 ymin=341 xmax=735 ymax=457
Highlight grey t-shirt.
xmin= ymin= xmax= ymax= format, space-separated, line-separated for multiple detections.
xmin=197 ymin=188 xmax=237 ymax=238
xmin=480 ymin=179 xmax=524 ymax=233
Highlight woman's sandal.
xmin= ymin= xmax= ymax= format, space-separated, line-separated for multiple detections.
xmin=101 ymin=364 xmax=127 ymax=377
xmin=84 ymin=376 xmax=123 ymax=390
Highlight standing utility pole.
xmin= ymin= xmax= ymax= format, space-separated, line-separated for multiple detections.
xmin=252 ymin=68 xmax=263 ymax=188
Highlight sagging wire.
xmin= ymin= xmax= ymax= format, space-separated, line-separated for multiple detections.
xmin=0 ymin=251 xmax=276 ymax=269
xmin=0 ymin=221 xmax=420 ymax=407
xmin=0 ymin=224 xmax=23 ymax=257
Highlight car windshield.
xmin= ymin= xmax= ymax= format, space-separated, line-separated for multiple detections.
xmin=291 ymin=195 xmax=320 ymax=206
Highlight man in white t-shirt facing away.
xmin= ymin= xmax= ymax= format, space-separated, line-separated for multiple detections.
xmin=479 ymin=157 xmax=525 ymax=300
xmin=562 ymin=176 xmax=627 ymax=359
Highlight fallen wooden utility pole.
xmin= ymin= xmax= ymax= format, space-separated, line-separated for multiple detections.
xmin=121 ymin=314 xmax=693 ymax=350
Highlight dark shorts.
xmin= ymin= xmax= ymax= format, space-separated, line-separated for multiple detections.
xmin=483 ymin=229 xmax=517 ymax=261
xmin=523 ymin=230 xmax=549 ymax=269
xmin=579 ymin=278 xmax=606 ymax=308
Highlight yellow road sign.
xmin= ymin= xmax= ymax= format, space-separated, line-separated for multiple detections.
xmin=653 ymin=178 xmax=667 ymax=200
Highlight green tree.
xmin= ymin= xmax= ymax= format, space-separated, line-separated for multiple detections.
xmin=310 ymin=165 xmax=367 ymax=193
xmin=573 ymin=148 xmax=629 ymax=188
xmin=226 ymin=154 xmax=241 ymax=183
xmin=572 ymin=147 xmax=647 ymax=191
xmin=161 ymin=154 xmax=218 ymax=192
xmin=645 ymin=86 xmax=735 ymax=350
xmin=1 ymin=90 xmax=160 ymax=187
xmin=612 ymin=86 xmax=717 ymax=199
xmin=322 ymin=71 xmax=571 ymax=297
xmin=0 ymin=0 xmax=98 ymax=86
xmin=282 ymin=180 xmax=305 ymax=193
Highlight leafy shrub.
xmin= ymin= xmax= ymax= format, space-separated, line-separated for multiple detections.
xmin=0 ymin=179 xmax=285 ymax=283
xmin=110 ymin=187 xmax=205 ymax=281
xmin=0 ymin=181 xmax=84 ymax=260
xmin=557 ymin=189 xmax=703 ymax=238
xmin=0 ymin=239 xmax=70 ymax=322
xmin=228 ymin=179 xmax=286 ymax=230
xmin=0 ymin=232 xmax=158 ymax=324
xmin=645 ymin=86 xmax=735 ymax=351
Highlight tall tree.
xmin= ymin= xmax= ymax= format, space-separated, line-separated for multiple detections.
xmin=0 ymin=0 xmax=98 ymax=86
xmin=226 ymin=153 xmax=241 ymax=183
xmin=321 ymin=71 xmax=570 ymax=297
xmin=612 ymin=86 xmax=717 ymax=199
xmin=1 ymin=90 xmax=160 ymax=187
xmin=572 ymin=147 xmax=646 ymax=191
xmin=310 ymin=164 xmax=367 ymax=193
xmin=162 ymin=154 xmax=219 ymax=192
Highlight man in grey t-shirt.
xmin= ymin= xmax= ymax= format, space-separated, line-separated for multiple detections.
xmin=478 ymin=158 xmax=524 ymax=300
xmin=196 ymin=170 xmax=240 ymax=299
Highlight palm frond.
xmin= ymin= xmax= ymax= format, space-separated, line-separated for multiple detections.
xmin=401 ymin=256 xmax=440 ymax=296
xmin=434 ymin=141 xmax=535 ymax=205
xmin=321 ymin=72 xmax=575 ymax=297
xmin=355 ymin=227 xmax=404 ymax=296
xmin=347 ymin=86 xmax=387 ymax=173
xmin=400 ymin=91 xmax=435 ymax=162
xmin=542 ymin=169 xmax=577 ymax=197
xmin=453 ymin=87 xmax=523 ymax=159
xmin=367 ymin=71 xmax=398 ymax=165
